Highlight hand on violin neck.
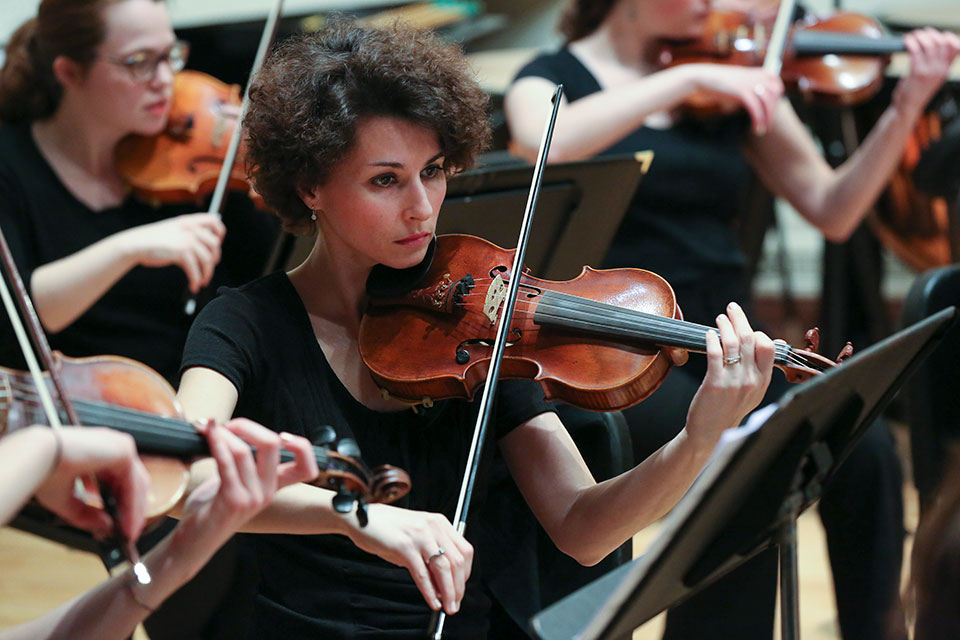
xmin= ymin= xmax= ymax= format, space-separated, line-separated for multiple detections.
xmin=683 ymin=303 xmax=775 ymax=451
xmin=174 ymin=419 xmax=317 ymax=555
xmin=32 ymin=426 xmax=149 ymax=541
xmin=894 ymin=28 xmax=960 ymax=116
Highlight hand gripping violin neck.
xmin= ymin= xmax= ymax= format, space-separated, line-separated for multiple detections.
xmin=0 ymin=354 xmax=411 ymax=526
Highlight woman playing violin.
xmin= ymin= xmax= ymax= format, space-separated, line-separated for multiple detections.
xmin=504 ymin=1 xmax=959 ymax=639
xmin=0 ymin=0 xmax=276 ymax=384
xmin=175 ymin=19 xmax=776 ymax=639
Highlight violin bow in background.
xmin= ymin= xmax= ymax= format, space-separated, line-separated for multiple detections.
xmin=0 ymin=224 xmax=151 ymax=584
xmin=184 ymin=0 xmax=285 ymax=315
xmin=763 ymin=0 xmax=797 ymax=74
xmin=428 ymin=84 xmax=564 ymax=639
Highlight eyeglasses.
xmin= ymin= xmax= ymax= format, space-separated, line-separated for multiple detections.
xmin=104 ymin=40 xmax=189 ymax=82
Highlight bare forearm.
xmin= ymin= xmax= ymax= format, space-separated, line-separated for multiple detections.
xmin=807 ymin=102 xmax=923 ymax=241
xmin=178 ymin=458 xmax=354 ymax=536
xmin=508 ymin=67 xmax=695 ymax=163
xmin=31 ymin=233 xmax=137 ymax=332
xmin=0 ymin=515 xmax=231 ymax=640
xmin=558 ymin=428 xmax=713 ymax=566
xmin=0 ymin=427 xmax=58 ymax=526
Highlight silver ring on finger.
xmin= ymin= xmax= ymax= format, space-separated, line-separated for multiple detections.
xmin=723 ymin=354 xmax=743 ymax=366
xmin=427 ymin=548 xmax=445 ymax=564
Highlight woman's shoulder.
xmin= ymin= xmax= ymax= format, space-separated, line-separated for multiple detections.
xmin=0 ymin=124 xmax=38 ymax=174
xmin=513 ymin=47 xmax=577 ymax=84
xmin=183 ymin=272 xmax=306 ymax=382
xmin=196 ymin=271 xmax=302 ymax=330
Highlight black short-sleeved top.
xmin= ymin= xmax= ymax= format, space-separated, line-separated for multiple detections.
xmin=514 ymin=49 xmax=753 ymax=290
xmin=0 ymin=123 xmax=278 ymax=384
xmin=181 ymin=271 xmax=554 ymax=639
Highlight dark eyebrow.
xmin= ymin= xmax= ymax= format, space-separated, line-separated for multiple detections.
xmin=369 ymin=151 xmax=444 ymax=169
xmin=116 ymin=39 xmax=177 ymax=59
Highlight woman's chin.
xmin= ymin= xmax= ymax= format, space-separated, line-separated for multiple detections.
xmin=132 ymin=116 xmax=168 ymax=137
xmin=383 ymin=246 xmax=431 ymax=271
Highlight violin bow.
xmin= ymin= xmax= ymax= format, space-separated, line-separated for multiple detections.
xmin=185 ymin=0 xmax=285 ymax=315
xmin=763 ymin=0 xmax=797 ymax=74
xmin=428 ymin=84 xmax=564 ymax=639
xmin=0 ymin=226 xmax=151 ymax=583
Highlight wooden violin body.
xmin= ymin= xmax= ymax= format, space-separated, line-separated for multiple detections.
xmin=360 ymin=235 xmax=844 ymax=412
xmin=0 ymin=353 xmax=410 ymax=519
xmin=660 ymin=10 xmax=904 ymax=107
xmin=115 ymin=70 xmax=264 ymax=209
xmin=872 ymin=109 xmax=956 ymax=270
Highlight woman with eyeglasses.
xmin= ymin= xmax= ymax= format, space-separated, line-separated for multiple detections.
xmin=0 ymin=0 xmax=278 ymax=385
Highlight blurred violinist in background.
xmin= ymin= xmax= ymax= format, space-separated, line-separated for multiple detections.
xmin=505 ymin=1 xmax=959 ymax=639
xmin=0 ymin=0 xmax=278 ymax=386
xmin=0 ymin=420 xmax=317 ymax=640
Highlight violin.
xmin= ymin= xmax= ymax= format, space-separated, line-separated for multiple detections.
xmin=114 ymin=70 xmax=266 ymax=210
xmin=0 ymin=353 xmax=411 ymax=523
xmin=871 ymin=107 xmax=955 ymax=271
xmin=660 ymin=10 xmax=906 ymax=107
xmin=358 ymin=234 xmax=851 ymax=413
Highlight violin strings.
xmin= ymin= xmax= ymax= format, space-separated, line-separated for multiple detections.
xmin=452 ymin=298 xmax=814 ymax=370
xmin=465 ymin=281 xmax=817 ymax=368
xmin=458 ymin=301 xmax=813 ymax=370
xmin=446 ymin=284 xmax=823 ymax=371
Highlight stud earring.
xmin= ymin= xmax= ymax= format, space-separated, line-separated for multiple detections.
xmin=310 ymin=210 xmax=317 ymax=221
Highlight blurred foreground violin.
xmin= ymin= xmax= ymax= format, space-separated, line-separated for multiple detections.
xmin=359 ymin=234 xmax=853 ymax=412
xmin=660 ymin=9 xmax=907 ymax=107
xmin=0 ymin=354 xmax=411 ymax=525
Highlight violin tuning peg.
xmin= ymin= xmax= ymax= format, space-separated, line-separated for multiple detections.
xmin=332 ymin=492 xmax=357 ymax=514
xmin=804 ymin=327 xmax=821 ymax=353
xmin=315 ymin=425 xmax=337 ymax=447
xmin=836 ymin=342 xmax=854 ymax=363
xmin=337 ymin=438 xmax=362 ymax=458
xmin=356 ymin=499 xmax=369 ymax=528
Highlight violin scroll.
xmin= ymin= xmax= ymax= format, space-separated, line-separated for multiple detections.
xmin=779 ymin=328 xmax=853 ymax=383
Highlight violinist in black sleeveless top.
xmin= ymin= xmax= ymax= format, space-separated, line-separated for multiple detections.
xmin=174 ymin=19 xmax=777 ymax=639
xmin=504 ymin=1 xmax=959 ymax=639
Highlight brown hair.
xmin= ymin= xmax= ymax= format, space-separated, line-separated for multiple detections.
xmin=0 ymin=0 xmax=160 ymax=123
xmin=558 ymin=0 xmax=619 ymax=42
xmin=243 ymin=18 xmax=491 ymax=235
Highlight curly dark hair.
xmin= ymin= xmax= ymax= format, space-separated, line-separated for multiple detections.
xmin=558 ymin=0 xmax=618 ymax=42
xmin=243 ymin=19 xmax=491 ymax=235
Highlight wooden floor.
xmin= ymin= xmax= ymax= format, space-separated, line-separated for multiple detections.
xmin=0 ymin=430 xmax=918 ymax=640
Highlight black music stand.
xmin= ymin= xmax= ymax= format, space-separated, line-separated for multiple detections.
xmin=530 ymin=306 xmax=956 ymax=640
xmin=438 ymin=151 xmax=652 ymax=280
xmin=268 ymin=151 xmax=652 ymax=277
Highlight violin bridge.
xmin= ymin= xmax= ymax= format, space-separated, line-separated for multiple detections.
xmin=483 ymin=274 xmax=507 ymax=325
